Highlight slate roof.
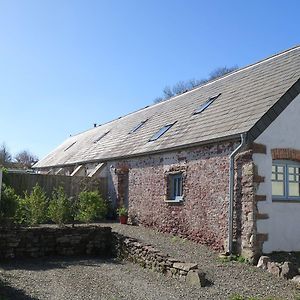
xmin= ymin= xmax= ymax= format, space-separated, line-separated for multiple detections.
xmin=34 ymin=46 xmax=300 ymax=169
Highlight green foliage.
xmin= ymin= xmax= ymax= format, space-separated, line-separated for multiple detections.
xmin=48 ymin=186 xmax=72 ymax=226
xmin=0 ymin=183 xmax=19 ymax=224
xmin=76 ymin=190 xmax=107 ymax=223
xmin=1 ymin=167 xmax=8 ymax=185
xmin=116 ymin=206 xmax=128 ymax=217
xmin=16 ymin=184 xmax=48 ymax=225
xmin=218 ymin=254 xmax=248 ymax=264
xmin=229 ymin=295 xmax=245 ymax=300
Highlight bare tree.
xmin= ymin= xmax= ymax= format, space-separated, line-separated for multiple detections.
xmin=172 ymin=81 xmax=187 ymax=95
xmin=0 ymin=143 xmax=12 ymax=167
xmin=14 ymin=150 xmax=38 ymax=169
xmin=209 ymin=66 xmax=238 ymax=80
xmin=163 ymin=86 xmax=174 ymax=99
xmin=154 ymin=65 xmax=238 ymax=103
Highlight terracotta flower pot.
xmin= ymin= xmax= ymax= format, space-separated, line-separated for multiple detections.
xmin=119 ymin=215 xmax=128 ymax=224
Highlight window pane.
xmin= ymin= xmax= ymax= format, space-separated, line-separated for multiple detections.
xmin=173 ymin=179 xmax=177 ymax=198
xmin=271 ymin=173 xmax=276 ymax=180
xmin=170 ymin=174 xmax=183 ymax=199
xmin=272 ymin=181 xmax=284 ymax=196
xmin=272 ymin=165 xmax=276 ymax=172
xmin=289 ymin=167 xmax=295 ymax=174
xmin=149 ymin=124 xmax=174 ymax=141
xmin=277 ymin=174 xmax=284 ymax=180
xmin=289 ymin=183 xmax=300 ymax=197
xmin=277 ymin=166 xmax=284 ymax=173
xmin=289 ymin=174 xmax=295 ymax=181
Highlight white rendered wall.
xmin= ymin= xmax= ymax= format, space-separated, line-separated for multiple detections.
xmin=254 ymin=94 xmax=300 ymax=253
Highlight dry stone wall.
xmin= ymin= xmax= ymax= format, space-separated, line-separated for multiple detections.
xmin=0 ymin=226 xmax=112 ymax=259
xmin=114 ymin=233 xmax=206 ymax=286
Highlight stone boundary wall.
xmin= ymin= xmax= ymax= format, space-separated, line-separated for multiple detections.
xmin=114 ymin=233 xmax=206 ymax=286
xmin=0 ymin=226 xmax=112 ymax=259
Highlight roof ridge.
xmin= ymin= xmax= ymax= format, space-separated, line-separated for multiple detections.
xmin=148 ymin=44 xmax=300 ymax=106
xmin=71 ymin=44 xmax=300 ymax=138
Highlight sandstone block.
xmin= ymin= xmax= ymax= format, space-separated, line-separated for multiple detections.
xmin=186 ymin=270 xmax=206 ymax=287
xmin=291 ymin=275 xmax=300 ymax=285
xmin=257 ymin=256 xmax=271 ymax=270
xmin=173 ymin=262 xmax=198 ymax=272
xmin=280 ymin=261 xmax=298 ymax=279
xmin=267 ymin=262 xmax=281 ymax=277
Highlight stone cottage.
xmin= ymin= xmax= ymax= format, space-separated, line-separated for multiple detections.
xmin=34 ymin=45 xmax=300 ymax=261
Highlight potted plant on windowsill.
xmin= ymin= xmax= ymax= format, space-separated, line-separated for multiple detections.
xmin=117 ymin=206 xmax=128 ymax=224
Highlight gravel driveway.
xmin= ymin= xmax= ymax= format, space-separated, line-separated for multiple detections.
xmin=0 ymin=223 xmax=300 ymax=300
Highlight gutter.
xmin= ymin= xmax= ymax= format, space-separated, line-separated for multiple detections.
xmin=33 ymin=133 xmax=242 ymax=170
xmin=227 ymin=133 xmax=247 ymax=254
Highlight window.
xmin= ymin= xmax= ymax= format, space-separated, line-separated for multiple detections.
xmin=272 ymin=161 xmax=300 ymax=200
xmin=168 ymin=173 xmax=183 ymax=201
xmin=149 ymin=123 xmax=175 ymax=142
xmin=94 ymin=131 xmax=110 ymax=143
xmin=193 ymin=93 xmax=221 ymax=115
xmin=129 ymin=119 xmax=148 ymax=134
xmin=64 ymin=141 xmax=76 ymax=151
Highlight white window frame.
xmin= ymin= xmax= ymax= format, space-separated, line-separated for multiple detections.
xmin=165 ymin=173 xmax=184 ymax=203
xmin=272 ymin=160 xmax=300 ymax=201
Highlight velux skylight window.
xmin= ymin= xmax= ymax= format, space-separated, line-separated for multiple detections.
xmin=149 ymin=123 xmax=175 ymax=142
xmin=64 ymin=141 xmax=76 ymax=152
xmin=94 ymin=131 xmax=110 ymax=143
xmin=129 ymin=119 xmax=148 ymax=134
xmin=193 ymin=93 xmax=221 ymax=115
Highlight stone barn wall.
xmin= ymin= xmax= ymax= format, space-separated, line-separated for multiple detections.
xmin=107 ymin=141 xmax=248 ymax=252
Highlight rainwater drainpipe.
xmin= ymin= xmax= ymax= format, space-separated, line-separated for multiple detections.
xmin=228 ymin=133 xmax=247 ymax=255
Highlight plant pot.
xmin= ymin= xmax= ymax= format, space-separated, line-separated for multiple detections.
xmin=119 ymin=215 xmax=128 ymax=224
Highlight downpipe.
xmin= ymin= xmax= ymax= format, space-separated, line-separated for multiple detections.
xmin=227 ymin=133 xmax=247 ymax=254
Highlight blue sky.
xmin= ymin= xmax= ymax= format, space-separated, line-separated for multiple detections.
xmin=0 ymin=0 xmax=299 ymax=159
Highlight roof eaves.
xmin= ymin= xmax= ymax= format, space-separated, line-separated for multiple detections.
xmin=33 ymin=132 xmax=243 ymax=169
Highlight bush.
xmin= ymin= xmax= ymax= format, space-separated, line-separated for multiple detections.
xmin=0 ymin=183 xmax=19 ymax=224
xmin=116 ymin=206 xmax=128 ymax=217
xmin=76 ymin=190 xmax=107 ymax=223
xmin=48 ymin=186 xmax=72 ymax=226
xmin=16 ymin=184 xmax=48 ymax=225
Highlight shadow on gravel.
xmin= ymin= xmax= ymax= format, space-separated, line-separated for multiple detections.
xmin=0 ymin=280 xmax=39 ymax=300
xmin=0 ymin=257 xmax=123 ymax=272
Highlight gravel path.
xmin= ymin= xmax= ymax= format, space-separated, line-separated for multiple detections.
xmin=0 ymin=223 xmax=300 ymax=300
xmin=108 ymin=222 xmax=300 ymax=300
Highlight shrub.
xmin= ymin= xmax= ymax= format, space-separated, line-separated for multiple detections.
xmin=0 ymin=183 xmax=19 ymax=224
xmin=16 ymin=184 xmax=48 ymax=225
xmin=1 ymin=168 xmax=8 ymax=185
xmin=76 ymin=190 xmax=107 ymax=223
xmin=116 ymin=206 xmax=128 ymax=217
xmin=48 ymin=186 xmax=72 ymax=226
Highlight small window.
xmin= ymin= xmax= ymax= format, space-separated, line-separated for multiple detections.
xmin=149 ymin=123 xmax=175 ymax=142
xmin=64 ymin=141 xmax=76 ymax=151
xmin=129 ymin=119 xmax=148 ymax=134
xmin=193 ymin=93 xmax=221 ymax=115
xmin=272 ymin=161 xmax=300 ymax=200
xmin=94 ymin=131 xmax=110 ymax=143
xmin=168 ymin=173 xmax=183 ymax=201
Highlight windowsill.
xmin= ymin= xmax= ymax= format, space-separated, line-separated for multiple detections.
xmin=272 ymin=198 xmax=300 ymax=203
xmin=164 ymin=198 xmax=184 ymax=203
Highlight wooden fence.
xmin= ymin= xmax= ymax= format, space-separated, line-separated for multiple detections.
xmin=5 ymin=172 xmax=107 ymax=200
